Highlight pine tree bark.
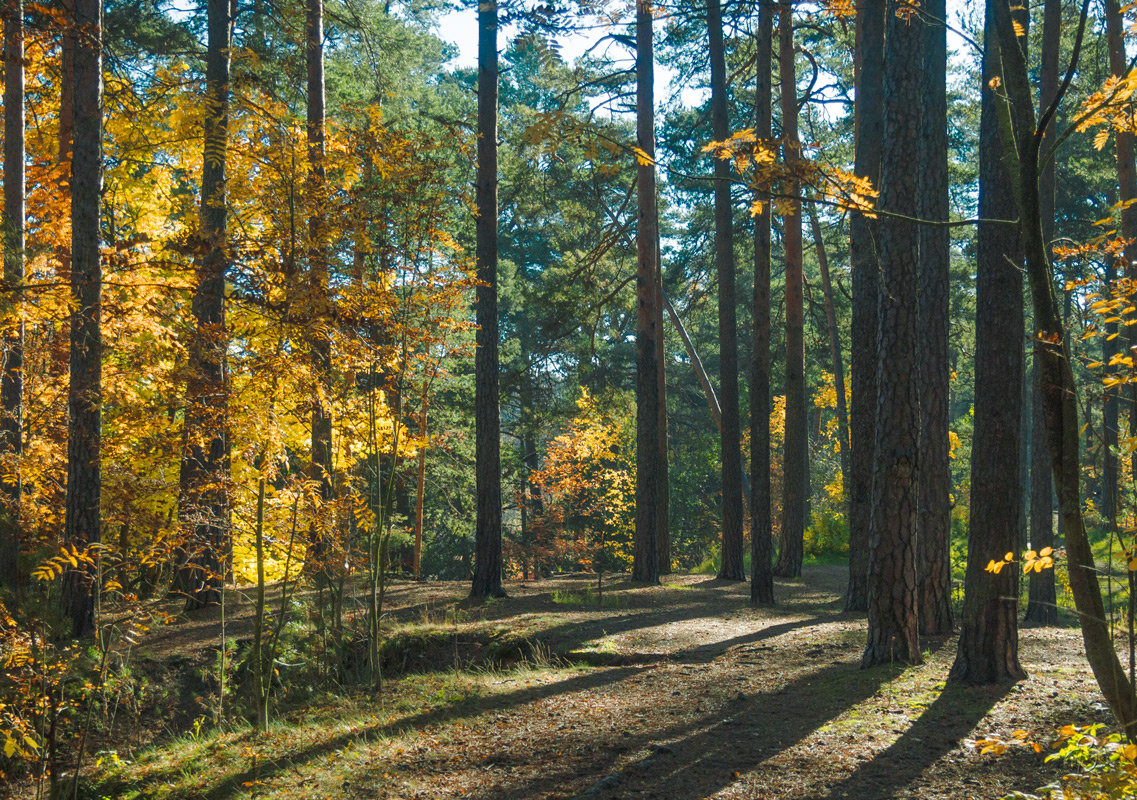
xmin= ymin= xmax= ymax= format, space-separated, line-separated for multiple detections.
xmin=951 ymin=0 xmax=1027 ymax=684
xmin=708 ymin=0 xmax=744 ymax=581
xmin=846 ymin=0 xmax=883 ymax=612
xmin=1025 ymin=0 xmax=1059 ymax=625
xmin=471 ymin=0 xmax=506 ymax=598
xmin=654 ymin=234 xmax=670 ymax=574
xmin=306 ymin=0 xmax=334 ymax=583
xmin=632 ymin=0 xmax=662 ymax=584
xmin=1 ymin=0 xmax=25 ymax=594
xmin=175 ymin=0 xmax=233 ymax=609
xmin=61 ymin=0 xmax=102 ymax=638
xmin=750 ymin=0 xmax=775 ymax=605
xmin=773 ymin=0 xmax=807 ymax=580
xmin=916 ymin=0 xmax=953 ymax=636
xmin=862 ymin=0 xmax=921 ymax=668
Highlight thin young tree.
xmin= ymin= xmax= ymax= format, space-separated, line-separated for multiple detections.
xmin=61 ymin=0 xmax=102 ymax=638
xmin=916 ymin=0 xmax=953 ymax=636
xmin=750 ymin=0 xmax=775 ymax=606
xmin=807 ymin=203 xmax=849 ymax=501
xmin=0 ymin=0 xmax=25 ymax=594
xmin=1106 ymin=0 xmax=1135 ymax=529
xmin=862 ymin=0 xmax=921 ymax=667
xmin=471 ymin=0 xmax=506 ymax=598
xmin=707 ymin=0 xmax=744 ymax=581
xmin=846 ymin=0 xmax=883 ymax=612
xmin=773 ymin=0 xmax=807 ymax=579
xmin=307 ymin=0 xmax=334 ymax=583
xmin=176 ymin=0 xmax=234 ymax=609
xmin=1025 ymin=0 xmax=1060 ymax=625
xmin=632 ymin=0 xmax=663 ymax=584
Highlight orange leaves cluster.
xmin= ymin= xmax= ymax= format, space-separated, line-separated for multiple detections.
xmin=985 ymin=546 xmax=1059 ymax=575
xmin=704 ymin=130 xmax=877 ymax=218
xmin=1077 ymin=70 xmax=1137 ymax=151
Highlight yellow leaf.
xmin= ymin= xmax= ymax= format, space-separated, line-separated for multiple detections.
xmin=1004 ymin=552 xmax=1015 ymax=562
xmin=1012 ymin=19 xmax=1025 ymax=37
xmin=1040 ymin=546 xmax=1053 ymax=557
xmin=631 ymin=146 xmax=655 ymax=166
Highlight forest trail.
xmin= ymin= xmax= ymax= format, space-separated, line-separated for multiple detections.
xmin=91 ymin=567 xmax=1101 ymax=800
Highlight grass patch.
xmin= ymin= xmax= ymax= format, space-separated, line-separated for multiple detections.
xmin=551 ymin=588 xmax=621 ymax=607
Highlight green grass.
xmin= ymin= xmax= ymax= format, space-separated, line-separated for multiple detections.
xmin=551 ymin=587 xmax=621 ymax=607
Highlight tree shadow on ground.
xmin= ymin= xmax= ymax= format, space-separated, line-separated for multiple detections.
xmin=450 ymin=656 xmax=901 ymax=800
xmin=811 ymin=680 xmax=1017 ymax=800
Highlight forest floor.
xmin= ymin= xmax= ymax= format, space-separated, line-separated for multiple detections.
xmin=30 ymin=566 xmax=1114 ymax=800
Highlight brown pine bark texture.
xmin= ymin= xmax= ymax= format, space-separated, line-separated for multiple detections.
xmin=62 ymin=0 xmax=102 ymax=638
xmin=707 ymin=0 xmax=744 ymax=581
xmin=472 ymin=0 xmax=505 ymax=599
xmin=750 ymin=0 xmax=775 ymax=606
xmin=846 ymin=0 xmax=883 ymax=612
xmin=774 ymin=0 xmax=807 ymax=580
xmin=863 ymin=0 xmax=922 ymax=668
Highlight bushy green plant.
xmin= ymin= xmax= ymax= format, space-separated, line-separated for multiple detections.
xmin=987 ymin=725 xmax=1137 ymax=799
xmin=803 ymin=511 xmax=848 ymax=560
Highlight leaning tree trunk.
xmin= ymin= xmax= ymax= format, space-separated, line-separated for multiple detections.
xmin=807 ymin=203 xmax=849 ymax=500
xmin=916 ymin=0 xmax=953 ymax=637
xmin=707 ymin=0 xmax=744 ymax=581
xmin=846 ymin=0 xmax=883 ymax=612
xmin=0 ymin=0 xmax=25 ymax=595
xmin=632 ymin=0 xmax=662 ymax=584
xmin=862 ymin=0 xmax=921 ymax=668
xmin=950 ymin=3 xmax=1026 ymax=684
xmin=175 ymin=0 xmax=233 ymax=610
xmin=61 ymin=0 xmax=102 ymax=639
xmin=989 ymin=0 xmax=1137 ymax=734
xmin=773 ymin=0 xmax=807 ymax=579
xmin=750 ymin=0 xmax=775 ymax=606
xmin=471 ymin=0 xmax=506 ymax=599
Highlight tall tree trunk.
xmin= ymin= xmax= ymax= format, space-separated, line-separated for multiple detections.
xmin=862 ymin=0 xmax=921 ymax=668
xmin=989 ymin=0 xmax=1137 ymax=734
xmin=632 ymin=0 xmax=662 ymax=584
xmin=1106 ymin=0 xmax=1136 ymax=528
xmin=654 ymin=235 xmax=670 ymax=574
xmin=175 ymin=0 xmax=233 ymax=609
xmin=471 ymin=0 xmax=506 ymax=598
xmin=61 ymin=0 xmax=102 ymax=638
xmin=917 ymin=0 xmax=953 ymax=636
xmin=1026 ymin=362 xmax=1057 ymax=623
xmin=1025 ymin=0 xmax=1060 ymax=625
xmin=773 ymin=0 xmax=807 ymax=579
xmin=846 ymin=0 xmax=883 ymax=612
xmin=708 ymin=0 xmax=744 ymax=581
xmin=306 ymin=0 xmax=334 ymax=583
xmin=750 ymin=0 xmax=775 ymax=606
xmin=0 ymin=0 xmax=25 ymax=594
xmin=951 ymin=0 xmax=1027 ymax=684
xmin=807 ymin=202 xmax=849 ymax=499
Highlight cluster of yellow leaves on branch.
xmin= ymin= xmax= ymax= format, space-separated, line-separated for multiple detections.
xmin=518 ymin=390 xmax=635 ymax=576
xmin=701 ymin=130 xmax=877 ymax=218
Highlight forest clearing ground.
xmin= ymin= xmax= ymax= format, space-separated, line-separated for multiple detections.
xmin=81 ymin=566 xmax=1106 ymax=800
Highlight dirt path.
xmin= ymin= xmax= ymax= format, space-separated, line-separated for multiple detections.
xmin=90 ymin=567 xmax=1102 ymax=800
